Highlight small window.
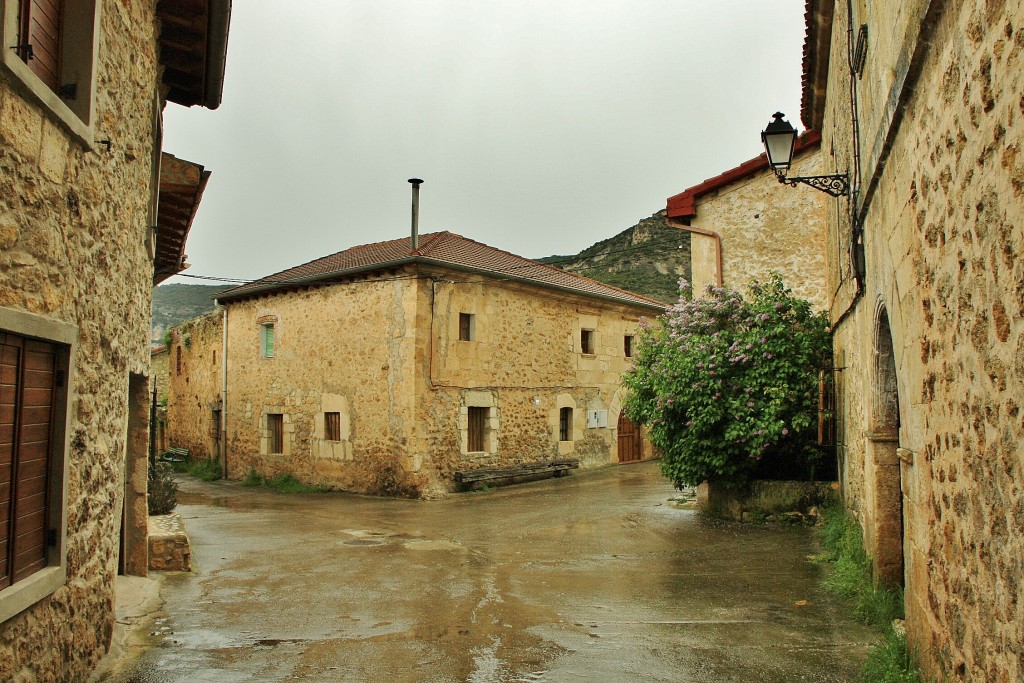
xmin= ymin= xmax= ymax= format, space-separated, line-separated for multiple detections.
xmin=459 ymin=313 xmax=475 ymax=342
xmin=581 ymin=329 xmax=595 ymax=355
xmin=259 ymin=322 xmax=275 ymax=358
xmin=267 ymin=413 xmax=284 ymax=453
xmin=0 ymin=309 xmax=74 ymax=623
xmin=624 ymin=335 xmax=634 ymax=358
xmin=559 ymin=407 xmax=573 ymax=442
xmin=467 ymin=406 xmax=487 ymax=452
xmin=1 ymin=0 xmax=101 ymax=143
xmin=324 ymin=412 xmax=341 ymax=441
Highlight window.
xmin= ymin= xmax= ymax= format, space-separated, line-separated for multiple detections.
xmin=259 ymin=322 xmax=275 ymax=358
xmin=324 ymin=412 xmax=341 ymax=441
xmin=581 ymin=329 xmax=595 ymax=355
xmin=467 ymin=407 xmax=487 ymax=452
xmin=0 ymin=308 xmax=74 ymax=623
xmin=624 ymin=335 xmax=634 ymax=358
xmin=267 ymin=414 xmax=284 ymax=453
xmin=559 ymin=407 xmax=573 ymax=442
xmin=1 ymin=0 xmax=100 ymax=143
xmin=459 ymin=313 xmax=475 ymax=342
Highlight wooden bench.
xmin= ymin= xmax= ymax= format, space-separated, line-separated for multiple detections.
xmin=159 ymin=446 xmax=189 ymax=463
xmin=455 ymin=458 xmax=580 ymax=489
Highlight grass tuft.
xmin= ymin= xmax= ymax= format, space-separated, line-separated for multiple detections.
xmin=186 ymin=457 xmax=221 ymax=482
xmin=264 ymin=473 xmax=328 ymax=493
xmin=817 ymin=505 xmax=926 ymax=682
xmin=241 ymin=468 xmax=263 ymax=487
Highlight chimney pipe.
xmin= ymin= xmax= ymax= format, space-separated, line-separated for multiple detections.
xmin=408 ymin=178 xmax=423 ymax=250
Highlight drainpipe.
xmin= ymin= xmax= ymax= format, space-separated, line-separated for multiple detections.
xmin=665 ymin=218 xmax=724 ymax=288
xmin=217 ymin=302 xmax=228 ymax=479
xmin=408 ymin=178 xmax=423 ymax=251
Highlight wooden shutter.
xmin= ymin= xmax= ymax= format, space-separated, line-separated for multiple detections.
xmin=467 ymin=407 xmax=486 ymax=452
xmin=20 ymin=0 xmax=64 ymax=92
xmin=324 ymin=412 xmax=340 ymax=441
xmin=1 ymin=333 xmax=57 ymax=589
xmin=268 ymin=414 xmax=283 ymax=453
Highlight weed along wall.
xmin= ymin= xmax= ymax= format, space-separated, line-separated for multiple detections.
xmin=808 ymin=0 xmax=1024 ymax=678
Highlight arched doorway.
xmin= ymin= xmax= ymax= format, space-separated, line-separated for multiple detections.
xmin=869 ymin=307 xmax=905 ymax=587
xmin=617 ymin=413 xmax=643 ymax=463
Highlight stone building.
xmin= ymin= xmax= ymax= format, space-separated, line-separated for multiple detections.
xmin=169 ymin=231 xmax=664 ymax=497
xmin=802 ymin=0 xmax=1024 ymax=678
xmin=0 ymin=1 xmax=230 ymax=680
xmin=165 ymin=309 xmax=224 ymax=463
xmin=665 ymin=132 xmax=829 ymax=310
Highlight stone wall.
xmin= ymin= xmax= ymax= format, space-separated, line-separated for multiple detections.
xmin=0 ymin=2 xmax=161 ymax=680
xmin=211 ymin=266 xmax=657 ymax=498
xmin=818 ymin=0 xmax=1024 ymax=678
xmin=166 ymin=311 xmax=223 ymax=462
xmin=683 ymin=147 xmax=829 ymax=310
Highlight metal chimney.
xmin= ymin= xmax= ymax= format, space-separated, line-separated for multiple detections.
xmin=408 ymin=178 xmax=423 ymax=250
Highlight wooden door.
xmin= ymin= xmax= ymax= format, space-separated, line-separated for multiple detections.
xmin=617 ymin=414 xmax=642 ymax=463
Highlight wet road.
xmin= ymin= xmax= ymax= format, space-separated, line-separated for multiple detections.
xmin=107 ymin=462 xmax=874 ymax=682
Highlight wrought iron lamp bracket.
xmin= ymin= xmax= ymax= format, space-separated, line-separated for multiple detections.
xmin=775 ymin=170 xmax=850 ymax=197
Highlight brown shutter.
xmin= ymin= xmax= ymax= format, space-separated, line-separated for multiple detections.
xmin=467 ymin=407 xmax=486 ymax=452
xmin=0 ymin=334 xmax=57 ymax=589
xmin=20 ymin=0 xmax=64 ymax=92
xmin=0 ymin=339 xmax=18 ymax=589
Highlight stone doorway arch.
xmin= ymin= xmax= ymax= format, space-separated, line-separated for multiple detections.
xmin=868 ymin=306 xmax=905 ymax=587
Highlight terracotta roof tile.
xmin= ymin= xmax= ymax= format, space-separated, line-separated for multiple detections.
xmin=218 ymin=231 xmax=666 ymax=311
xmin=666 ymin=131 xmax=821 ymax=220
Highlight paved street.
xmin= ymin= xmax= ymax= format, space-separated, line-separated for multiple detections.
xmin=103 ymin=462 xmax=875 ymax=682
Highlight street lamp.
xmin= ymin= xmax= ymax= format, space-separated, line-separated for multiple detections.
xmin=760 ymin=112 xmax=849 ymax=197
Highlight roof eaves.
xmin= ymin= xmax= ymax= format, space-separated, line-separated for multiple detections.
xmin=801 ymin=0 xmax=834 ymax=131
xmin=416 ymin=257 xmax=667 ymax=313
xmin=666 ymin=131 xmax=821 ymax=220
xmin=217 ymin=256 xmax=419 ymax=302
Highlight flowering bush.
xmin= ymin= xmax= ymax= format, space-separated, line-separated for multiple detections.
xmin=624 ymin=274 xmax=831 ymax=488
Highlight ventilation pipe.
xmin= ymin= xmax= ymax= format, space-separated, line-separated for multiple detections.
xmin=408 ymin=178 xmax=423 ymax=250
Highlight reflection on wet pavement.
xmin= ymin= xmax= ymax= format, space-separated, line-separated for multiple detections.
xmin=102 ymin=461 xmax=875 ymax=682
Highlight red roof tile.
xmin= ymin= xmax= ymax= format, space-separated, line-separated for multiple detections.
xmin=665 ymin=131 xmax=821 ymax=220
xmin=218 ymin=232 xmax=666 ymax=311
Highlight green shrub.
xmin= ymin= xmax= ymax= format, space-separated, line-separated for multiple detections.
xmin=241 ymin=468 xmax=264 ymax=487
xmin=624 ymin=273 xmax=831 ymax=488
xmin=187 ymin=457 xmax=221 ymax=482
xmin=147 ymin=462 xmax=178 ymax=515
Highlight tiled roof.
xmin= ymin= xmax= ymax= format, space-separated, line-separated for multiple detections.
xmin=800 ymin=0 xmax=834 ymax=131
xmin=217 ymin=231 xmax=666 ymax=311
xmin=666 ymin=131 xmax=821 ymax=220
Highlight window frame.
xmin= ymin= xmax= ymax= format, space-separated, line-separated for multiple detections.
xmin=580 ymin=329 xmax=595 ymax=355
xmin=259 ymin=322 xmax=275 ymax=359
xmin=323 ymin=411 xmax=341 ymax=442
xmin=0 ymin=0 xmax=101 ymax=147
xmin=458 ymin=312 xmax=475 ymax=342
xmin=624 ymin=334 xmax=634 ymax=358
xmin=267 ymin=413 xmax=284 ymax=454
xmin=467 ymin=406 xmax=487 ymax=453
xmin=0 ymin=306 xmax=74 ymax=624
xmin=559 ymin=407 xmax=573 ymax=442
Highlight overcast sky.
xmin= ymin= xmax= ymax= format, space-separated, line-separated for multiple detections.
xmin=162 ymin=0 xmax=807 ymax=284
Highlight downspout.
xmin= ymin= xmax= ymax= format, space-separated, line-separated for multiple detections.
xmin=665 ymin=218 xmax=723 ymax=288
xmin=217 ymin=301 xmax=228 ymax=479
